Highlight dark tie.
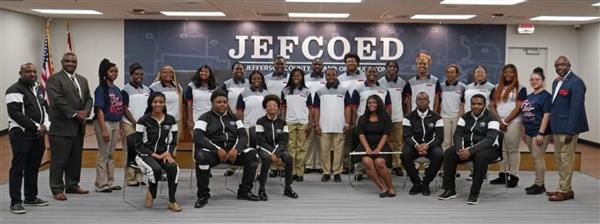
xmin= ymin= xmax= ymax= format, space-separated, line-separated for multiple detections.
xmin=70 ymin=75 xmax=81 ymax=98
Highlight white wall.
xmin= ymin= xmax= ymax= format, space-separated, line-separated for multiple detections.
xmin=0 ymin=9 xmax=45 ymax=131
xmin=506 ymin=24 xmax=600 ymax=143
xmin=576 ymin=22 xmax=600 ymax=143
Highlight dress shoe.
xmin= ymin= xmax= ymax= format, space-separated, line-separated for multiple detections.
xmin=549 ymin=192 xmax=574 ymax=201
xmin=333 ymin=174 xmax=342 ymax=182
xmin=295 ymin=175 xmax=304 ymax=182
xmin=489 ymin=172 xmax=507 ymax=185
xmin=304 ymin=169 xmax=312 ymax=174
xmin=525 ymin=184 xmax=546 ymax=195
xmin=194 ymin=197 xmax=208 ymax=208
xmin=237 ymin=191 xmax=260 ymax=201
xmin=386 ymin=191 xmax=397 ymax=197
xmin=409 ymin=184 xmax=421 ymax=195
xmin=507 ymin=174 xmax=519 ymax=188
xmin=66 ymin=187 xmax=89 ymax=194
xmin=284 ymin=187 xmax=298 ymax=199
xmin=392 ymin=167 xmax=404 ymax=177
xmin=53 ymin=193 xmax=67 ymax=201
xmin=546 ymin=190 xmax=574 ymax=198
xmin=438 ymin=189 xmax=457 ymax=200
xmin=168 ymin=202 xmax=182 ymax=212
xmin=421 ymin=183 xmax=431 ymax=196
xmin=321 ymin=174 xmax=331 ymax=182
xmin=144 ymin=190 xmax=153 ymax=208
xmin=258 ymin=190 xmax=268 ymax=201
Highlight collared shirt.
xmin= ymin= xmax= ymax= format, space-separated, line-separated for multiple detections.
xmin=122 ymin=82 xmax=151 ymax=124
xmin=149 ymin=81 xmax=181 ymax=121
xmin=417 ymin=109 xmax=429 ymax=118
xmin=65 ymin=70 xmax=83 ymax=98
xmin=404 ymin=74 xmax=442 ymax=110
xmin=379 ymin=75 xmax=407 ymax=122
xmin=464 ymin=80 xmax=495 ymax=112
xmin=237 ymin=87 xmax=270 ymax=128
xmin=440 ymin=80 xmax=466 ymax=118
xmin=222 ymin=78 xmax=250 ymax=111
xmin=265 ymin=72 xmax=289 ymax=96
xmin=352 ymin=81 xmax=391 ymax=118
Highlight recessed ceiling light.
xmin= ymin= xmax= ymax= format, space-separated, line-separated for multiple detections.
xmin=592 ymin=2 xmax=600 ymax=7
xmin=160 ymin=11 xmax=225 ymax=16
xmin=530 ymin=16 xmax=600 ymax=21
xmin=440 ymin=0 xmax=526 ymax=5
xmin=31 ymin=9 xmax=102 ymax=15
xmin=286 ymin=0 xmax=361 ymax=3
xmin=410 ymin=14 xmax=476 ymax=20
xmin=288 ymin=13 xmax=350 ymax=18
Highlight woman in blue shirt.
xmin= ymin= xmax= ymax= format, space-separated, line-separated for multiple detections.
xmin=520 ymin=67 xmax=552 ymax=195
xmin=93 ymin=59 xmax=124 ymax=193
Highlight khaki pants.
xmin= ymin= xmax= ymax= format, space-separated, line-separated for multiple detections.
xmin=499 ymin=121 xmax=522 ymax=175
xmin=304 ymin=130 xmax=321 ymax=170
xmin=121 ymin=122 xmax=141 ymax=185
xmin=288 ymin=123 xmax=309 ymax=176
xmin=525 ymin=135 xmax=549 ymax=186
xmin=552 ymin=134 xmax=578 ymax=192
xmin=320 ymin=133 xmax=345 ymax=175
xmin=442 ymin=117 xmax=458 ymax=151
xmin=387 ymin=121 xmax=404 ymax=168
xmin=93 ymin=120 xmax=120 ymax=189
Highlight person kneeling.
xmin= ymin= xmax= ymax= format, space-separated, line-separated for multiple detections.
xmin=255 ymin=94 xmax=299 ymax=200
xmin=401 ymin=92 xmax=444 ymax=196
xmin=193 ymin=90 xmax=260 ymax=208
xmin=356 ymin=95 xmax=396 ymax=198
xmin=438 ymin=94 xmax=500 ymax=205
xmin=135 ymin=92 xmax=181 ymax=212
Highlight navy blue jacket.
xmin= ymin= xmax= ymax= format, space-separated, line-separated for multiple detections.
xmin=550 ymin=71 xmax=588 ymax=135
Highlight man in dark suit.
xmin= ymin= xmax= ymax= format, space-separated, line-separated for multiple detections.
xmin=46 ymin=52 xmax=93 ymax=200
xmin=547 ymin=56 xmax=588 ymax=201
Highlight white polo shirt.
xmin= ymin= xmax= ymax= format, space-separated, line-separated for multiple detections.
xmin=121 ymin=82 xmax=151 ymax=125
xmin=379 ymin=75 xmax=407 ymax=122
xmin=184 ymin=82 xmax=216 ymax=121
xmin=440 ymin=80 xmax=466 ymax=118
xmin=236 ymin=87 xmax=269 ymax=128
xmin=282 ymin=86 xmax=312 ymax=125
xmin=314 ymin=83 xmax=352 ymax=133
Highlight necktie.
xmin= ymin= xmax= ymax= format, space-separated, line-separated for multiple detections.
xmin=71 ymin=75 xmax=82 ymax=98
xmin=556 ymin=76 xmax=564 ymax=81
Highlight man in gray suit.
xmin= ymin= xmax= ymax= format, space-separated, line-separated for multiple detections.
xmin=46 ymin=52 xmax=93 ymax=200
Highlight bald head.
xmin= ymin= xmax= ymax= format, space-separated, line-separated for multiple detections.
xmin=554 ymin=56 xmax=571 ymax=76
xmin=416 ymin=92 xmax=430 ymax=111
xmin=19 ymin=63 xmax=37 ymax=84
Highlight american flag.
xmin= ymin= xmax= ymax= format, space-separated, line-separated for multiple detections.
xmin=40 ymin=24 xmax=54 ymax=92
xmin=66 ymin=23 xmax=72 ymax=53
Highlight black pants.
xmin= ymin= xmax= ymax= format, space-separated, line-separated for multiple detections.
xmin=400 ymin=144 xmax=443 ymax=186
xmin=195 ymin=148 xmax=258 ymax=199
xmin=136 ymin=155 xmax=179 ymax=203
xmin=442 ymin=146 xmax=498 ymax=195
xmin=258 ymin=150 xmax=293 ymax=190
xmin=48 ymin=133 xmax=84 ymax=194
xmin=8 ymin=130 xmax=45 ymax=205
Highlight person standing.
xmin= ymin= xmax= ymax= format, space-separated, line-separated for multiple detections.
xmin=521 ymin=67 xmax=551 ymax=195
xmin=304 ymin=58 xmax=326 ymax=174
xmin=6 ymin=63 xmax=50 ymax=214
xmin=547 ymin=56 xmax=588 ymax=201
xmin=464 ymin=65 xmax=495 ymax=113
xmin=440 ymin=64 xmax=466 ymax=151
xmin=185 ymin=65 xmax=218 ymax=130
xmin=404 ymin=52 xmax=442 ymax=113
xmin=46 ymin=52 xmax=93 ymax=200
xmin=92 ymin=59 xmax=124 ymax=193
xmin=489 ymin=64 xmax=527 ymax=188
xmin=149 ymin=65 xmax=184 ymax=141
xmin=265 ymin=56 xmax=289 ymax=96
xmin=121 ymin=63 xmax=151 ymax=186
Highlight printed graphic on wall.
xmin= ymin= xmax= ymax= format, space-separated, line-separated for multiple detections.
xmin=125 ymin=20 xmax=505 ymax=85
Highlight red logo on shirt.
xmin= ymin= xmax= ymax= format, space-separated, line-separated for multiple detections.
xmin=337 ymin=95 xmax=344 ymax=98
xmin=558 ymin=89 xmax=569 ymax=96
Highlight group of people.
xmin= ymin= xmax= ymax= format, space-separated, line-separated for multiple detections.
xmin=6 ymin=51 xmax=589 ymax=214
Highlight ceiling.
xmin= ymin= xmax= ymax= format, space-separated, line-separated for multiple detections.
xmin=1 ymin=0 xmax=599 ymax=25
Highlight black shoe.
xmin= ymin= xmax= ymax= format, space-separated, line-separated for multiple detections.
xmin=379 ymin=191 xmax=388 ymax=198
xmin=467 ymin=193 xmax=479 ymax=205
xmin=270 ymin=170 xmax=279 ymax=178
xmin=292 ymin=174 xmax=298 ymax=181
xmin=321 ymin=174 xmax=331 ymax=182
xmin=295 ymin=175 xmax=304 ymax=182
xmin=507 ymin=174 xmax=519 ymax=188
xmin=489 ymin=172 xmax=507 ymax=185
xmin=409 ymin=184 xmax=422 ymax=195
xmin=333 ymin=174 xmax=342 ymax=182
xmin=438 ymin=172 xmax=444 ymax=177
xmin=224 ymin=169 xmax=235 ymax=177
xmin=209 ymin=172 xmax=213 ymax=178
xmin=279 ymin=170 xmax=286 ymax=177
xmin=438 ymin=189 xmax=457 ymax=200
xmin=392 ymin=167 xmax=404 ymax=177
xmin=386 ymin=191 xmax=397 ymax=197
xmin=284 ymin=187 xmax=298 ymax=199
xmin=354 ymin=174 xmax=363 ymax=181
xmin=525 ymin=184 xmax=546 ymax=195
xmin=421 ymin=183 xmax=431 ymax=196
xmin=23 ymin=198 xmax=49 ymax=206
xmin=194 ymin=197 xmax=208 ymax=208
xmin=304 ymin=169 xmax=312 ymax=174
xmin=258 ymin=190 xmax=268 ymax=201
xmin=455 ymin=173 xmax=461 ymax=178
xmin=95 ymin=187 xmax=112 ymax=193
xmin=237 ymin=191 xmax=260 ymax=201
xmin=9 ymin=204 xmax=26 ymax=214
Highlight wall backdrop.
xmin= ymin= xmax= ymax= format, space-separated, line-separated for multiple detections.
xmin=124 ymin=20 xmax=506 ymax=86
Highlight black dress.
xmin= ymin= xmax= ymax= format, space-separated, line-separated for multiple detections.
xmin=356 ymin=112 xmax=392 ymax=165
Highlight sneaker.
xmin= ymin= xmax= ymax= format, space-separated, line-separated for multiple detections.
xmin=9 ymin=204 xmax=26 ymax=214
xmin=489 ymin=172 xmax=507 ymax=185
xmin=467 ymin=193 xmax=479 ymax=205
xmin=95 ymin=187 xmax=112 ymax=193
xmin=284 ymin=187 xmax=299 ymax=199
xmin=23 ymin=198 xmax=49 ymax=206
xmin=258 ymin=190 xmax=268 ymax=201
xmin=466 ymin=173 xmax=473 ymax=181
xmin=194 ymin=197 xmax=208 ymax=208
xmin=321 ymin=174 xmax=331 ymax=182
xmin=526 ymin=184 xmax=546 ymax=195
xmin=409 ymin=184 xmax=422 ymax=195
xmin=507 ymin=174 xmax=519 ymax=188
xmin=333 ymin=174 xmax=342 ymax=182
xmin=167 ymin=202 xmax=182 ymax=212
xmin=438 ymin=189 xmax=457 ymax=200
xmin=421 ymin=183 xmax=431 ymax=196
xmin=392 ymin=167 xmax=404 ymax=177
